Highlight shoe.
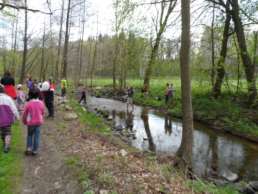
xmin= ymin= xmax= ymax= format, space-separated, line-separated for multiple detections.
xmin=32 ymin=151 xmax=38 ymax=156
xmin=4 ymin=146 xmax=10 ymax=153
xmin=25 ymin=150 xmax=32 ymax=156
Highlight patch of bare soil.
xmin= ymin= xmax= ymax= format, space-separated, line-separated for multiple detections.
xmin=21 ymin=100 xmax=193 ymax=194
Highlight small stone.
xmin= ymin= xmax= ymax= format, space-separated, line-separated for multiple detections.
xmin=64 ymin=112 xmax=78 ymax=121
xmin=107 ymin=115 xmax=113 ymax=121
xmin=54 ymin=181 xmax=62 ymax=189
xmin=99 ymin=190 xmax=109 ymax=194
xmin=221 ymin=171 xmax=238 ymax=182
xmin=64 ymin=105 xmax=72 ymax=111
xmin=120 ymin=149 xmax=128 ymax=157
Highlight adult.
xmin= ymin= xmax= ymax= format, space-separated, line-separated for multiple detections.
xmin=0 ymin=71 xmax=17 ymax=99
xmin=42 ymin=79 xmax=55 ymax=118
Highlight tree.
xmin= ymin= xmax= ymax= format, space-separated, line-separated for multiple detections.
xmin=143 ymin=0 xmax=177 ymax=91
xmin=212 ymin=1 xmax=231 ymax=98
xmin=62 ymin=0 xmax=72 ymax=79
xmin=55 ymin=0 xmax=65 ymax=80
xmin=20 ymin=0 xmax=28 ymax=83
xmin=112 ymin=0 xmax=135 ymax=89
xmin=177 ymin=0 xmax=194 ymax=170
xmin=230 ymin=0 xmax=257 ymax=105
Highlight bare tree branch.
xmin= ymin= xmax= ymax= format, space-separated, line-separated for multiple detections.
xmin=0 ymin=2 xmax=52 ymax=15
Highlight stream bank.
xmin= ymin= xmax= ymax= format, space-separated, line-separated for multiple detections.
xmin=91 ymin=87 xmax=258 ymax=144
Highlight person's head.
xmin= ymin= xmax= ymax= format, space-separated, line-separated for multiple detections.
xmin=17 ymin=84 xmax=22 ymax=90
xmin=4 ymin=71 xmax=11 ymax=77
xmin=0 ymin=84 xmax=4 ymax=93
xmin=166 ymin=83 xmax=169 ymax=87
xmin=29 ymin=88 xmax=40 ymax=99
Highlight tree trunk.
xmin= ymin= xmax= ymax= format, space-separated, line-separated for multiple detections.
xmin=55 ymin=0 xmax=64 ymax=80
xmin=211 ymin=3 xmax=215 ymax=87
xmin=212 ymin=3 xmax=231 ymax=98
xmin=143 ymin=34 xmax=162 ymax=91
xmin=231 ymin=0 xmax=257 ymax=105
xmin=20 ymin=0 xmax=28 ymax=83
xmin=177 ymin=0 xmax=194 ymax=171
xmin=62 ymin=0 xmax=71 ymax=79
xmin=11 ymin=13 xmax=18 ymax=76
xmin=40 ymin=23 xmax=46 ymax=80
xmin=143 ymin=0 xmax=176 ymax=91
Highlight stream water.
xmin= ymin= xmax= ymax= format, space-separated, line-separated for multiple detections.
xmin=87 ymin=97 xmax=258 ymax=181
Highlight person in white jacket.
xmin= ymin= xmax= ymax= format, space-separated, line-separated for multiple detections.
xmin=0 ymin=84 xmax=19 ymax=153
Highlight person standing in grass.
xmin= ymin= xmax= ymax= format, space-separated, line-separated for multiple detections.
xmin=61 ymin=78 xmax=68 ymax=102
xmin=23 ymin=88 xmax=45 ymax=156
xmin=165 ymin=83 xmax=170 ymax=104
xmin=0 ymin=84 xmax=20 ymax=153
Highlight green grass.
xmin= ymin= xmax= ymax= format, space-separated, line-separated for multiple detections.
xmin=188 ymin=180 xmax=239 ymax=194
xmin=88 ymin=78 xmax=258 ymax=139
xmin=69 ymin=99 xmax=111 ymax=134
xmin=0 ymin=123 xmax=24 ymax=194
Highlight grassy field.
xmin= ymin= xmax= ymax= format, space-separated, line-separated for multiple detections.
xmin=0 ymin=123 xmax=24 ymax=194
xmin=86 ymin=78 xmax=258 ymax=139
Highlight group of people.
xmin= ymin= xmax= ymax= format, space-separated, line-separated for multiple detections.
xmin=0 ymin=71 xmax=68 ymax=155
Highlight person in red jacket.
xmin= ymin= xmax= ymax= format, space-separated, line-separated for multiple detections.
xmin=1 ymin=71 xmax=17 ymax=99
xmin=23 ymin=88 xmax=45 ymax=156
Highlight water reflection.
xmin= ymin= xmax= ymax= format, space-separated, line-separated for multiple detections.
xmin=141 ymin=108 xmax=156 ymax=152
xmin=88 ymin=97 xmax=258 ymax=181
xmin=164 ymin=114 xmax=172 ymax=135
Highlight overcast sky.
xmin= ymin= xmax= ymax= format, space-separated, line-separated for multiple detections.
xmin=3 ymin=0 xmax=256 ymax=49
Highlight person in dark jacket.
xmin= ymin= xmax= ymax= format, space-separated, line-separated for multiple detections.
xmin=1 ymin=71 xmax=16 ymax=99
xmin=42 ymin=80 xmax=55 ymax=118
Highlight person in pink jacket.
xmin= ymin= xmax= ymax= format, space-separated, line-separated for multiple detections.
xmin=22 ymin=88 xmax=45 ymax=155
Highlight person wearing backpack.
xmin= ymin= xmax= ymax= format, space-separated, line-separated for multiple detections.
xmin=0 ymin=84 xmax=19 ymax=153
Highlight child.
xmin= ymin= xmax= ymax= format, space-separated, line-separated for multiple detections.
xmin=22 ymin=88 xmax=45 ymax=155
xmin=79 ymin=87 xmax=87 ymax=105
xmin=0 ymin=84 xmax=19 ymax=153
xmin=16 ymin=84 xmax=26 ymax=112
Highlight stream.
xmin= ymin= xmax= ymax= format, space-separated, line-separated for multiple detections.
xmin=87 ymin=96 xmax=258 ymax=182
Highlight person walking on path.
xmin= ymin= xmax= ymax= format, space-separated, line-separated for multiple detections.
xmin=0 ymin=84 xmax=19 ymax=153
xmin=22 ymin=88 xmax=45 ymax=156
xmin=16 ymin=84 xmax=26 ymax=112
xmin=1 ymin=71 xmax=17 ymax=100
xmin=41 ymin=80 xmax=55 ymax=118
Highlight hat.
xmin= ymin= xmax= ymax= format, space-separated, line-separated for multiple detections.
xmin=17 ymin=84 xmax=22 ymax=89
xmin=41 ymin=81 xmax=50 ymax=91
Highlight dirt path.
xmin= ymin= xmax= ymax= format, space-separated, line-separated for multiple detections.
xmin=21 ymin=115 xmax=83 ymax=194
xmin=20 ymin=100 xmax=192 ymax=194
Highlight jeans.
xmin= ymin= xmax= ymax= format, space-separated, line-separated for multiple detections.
xmin=27 ymin=126 xmax=41 ymax=152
